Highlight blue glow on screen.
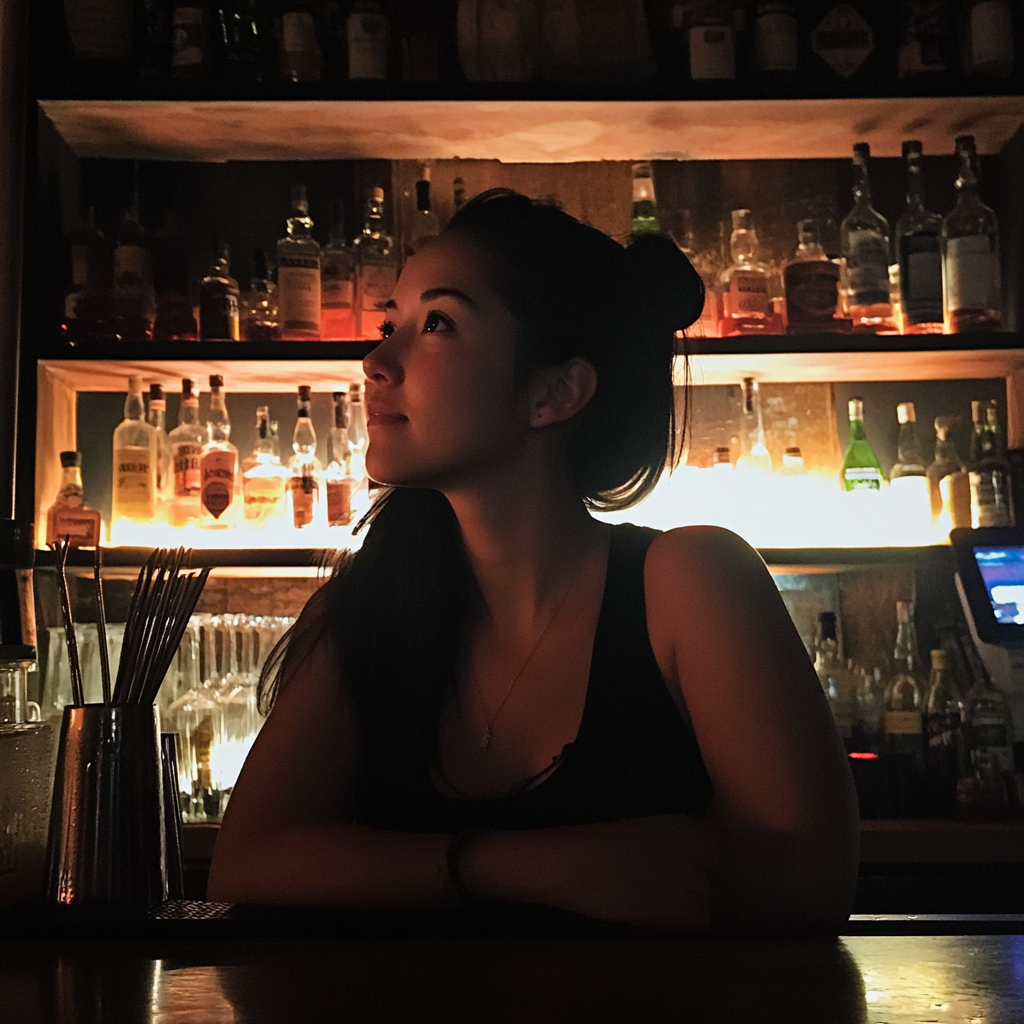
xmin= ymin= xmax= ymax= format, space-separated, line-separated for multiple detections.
xmin=974 ymin=546 xmax=1024 ymax=625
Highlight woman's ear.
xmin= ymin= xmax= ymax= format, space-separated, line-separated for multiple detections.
xmin=528 ymin=357 xmax=598 ymax=428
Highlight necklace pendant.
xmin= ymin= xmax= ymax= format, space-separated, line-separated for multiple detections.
xmin=480 ymin=731 xmax=491 ymax=750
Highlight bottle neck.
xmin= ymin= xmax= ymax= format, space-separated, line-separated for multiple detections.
xmin=207 ymin=390 xmax=230 ymax=442
xmin=848 ymin=416 xmax=869 ymax=443
xmin=148 ymin=402 xmax=166 ymax=431
xmin=934 ymin=433 xmax=960 ymax=465
xmin=61 ymin=465 xmax=84 ymax=492
xmin=956 ymin=148 xmax=980 ymax=201
xmin=288 ymin=209 xmax=313 ymax=239
xmin=416 ymin=179 xmax=432 ymax=213
xmin=852 ymin=158 xmax=873 ymax=207
xmin=124 ymin=390 xmax=145 ymax=421
xmin=178 ymin=396 xmax=198 ymax=426
xmin=731 ymin=229 xmax=757 ymax=265
xmin=905 ymin=153 xmax=925 ymax=211
xmin=897 ymin=421 xmax=924 ymax=464
xmin=363 ymin=198 xmax=385 ymax=235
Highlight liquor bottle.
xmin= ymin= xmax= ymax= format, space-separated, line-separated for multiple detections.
xmin=926 ymin=415 xmax=971 ymax=530
xmin=171 ymin=3 xmax=210 ymax=79
xmin=960 ymin=0 xmax=1014 ymax=78
xmin=629 ymin=162 xmax=660 ymax=239
xmin=112 ymin=199 xmax=155 ymax=341
xmin=348 ymin=0 xmax=390 ymax=79
xmin=458 ymin=0 xmax=539 ymax=81
xmin=200 ymin=375 xmax=239 ymax=528
xmin=673 ymin=209 xmax=720 ymax=339
xmin=780 ymin=446 xmax=806 ymax=475
xmin=242 ymin=406 xmax=288 ymax=527
xmin=64 ymin=207 xmax=114 ymax=339
xmin=243 ymin=246 xmax=281 ymax=341
xmin=685 ymin=0 xmax=736 ymax=80
xmin=278 ymin=184 xmax=322 ymax=339
xmin=288 ymin=386 xmax=321 ymax=529
xmin=884 ymin=600 xmax=925 ymax=759
xmin=712 ymin=445 xmax=733 ymax=469
xmin=782 ymin=219 xmax=841 ymax=333
xmin=353 ymin=187 xmax=398 ymax=340
xmin=754 ymin=3 xmax=798 ymax=76
xmin=963 ymin=669 xmax=1016 ymax=775
xmin=147 ymin=383 xmax=173 ymax=508
xmin=399 ymin=0 xmax=447 ymax=81
xmin=924 ymin=648 xmax=964 ymax=816
xmin=137 ymin=0 xmax=172 ymax=80
xmin=326 ymin=392 xmax=357 ymax=526
xmin=111 ymin=376 xmax=157 ymax=524
xmin=942 ymin=135 xmax=1001 ymax=333
xmin=895 ymin=140 xmax=943 ymax=334
xmin=889 ymin=401 xmax=931 ymax=536
xmin=809 ymin=2 xmax=885 ymax=83
xmin=45 ymin=452 xmax=102 ymax=548
xmin=969 ymin=399 xmax=1014 ymax=527
xmin=736 ymin=377 xmax=772 ymax=473
xmin=898 ymin=0 xmax=953 ymax=79
xmin=320 ymin=205 xmax=356 ymax=339
xmin=152 ymin=211 xmax=198 ymax=341
xmin=405 ymin=167 xmax=441 ymax=259
xmin=840 ymin=143 xmax=894 ymax=332
xmin=216 ymin=0 xmax=268 ymax=83
xmin=64 ymin=0 xmax=134 ymax=69
xmin=168 ymin=378 xmax=205 ymax=527
xmin=347 ymin=381 xmax=370 ymax=485
xmin=719 ymin=209 xmax=773 ymax=335
xmin=280 ymin=1 xmax=324 ymax=81
xmin=199 ymin=241 xmax=241 ymax=341
xmin=814 ymin=611 xmax=855 ymax=746
xmin=841 ymin=397 xmax=884 ymax=490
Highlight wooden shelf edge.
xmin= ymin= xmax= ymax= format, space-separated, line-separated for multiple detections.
xmin=860 ymin=819 xmax=1024 ymax=864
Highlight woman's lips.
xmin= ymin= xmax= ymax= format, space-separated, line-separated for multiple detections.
xmin=367 ymin=410 xmax=407 ymax=427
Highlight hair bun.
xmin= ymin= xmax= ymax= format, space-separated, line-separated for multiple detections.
xmin=624 ymin=232 xmax=705 ymax=333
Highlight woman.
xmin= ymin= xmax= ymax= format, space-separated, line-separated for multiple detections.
xmin=208 ymin=190 xmax=859 ymax=930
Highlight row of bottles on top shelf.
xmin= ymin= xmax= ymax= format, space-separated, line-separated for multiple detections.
xmin=814 ymin=602 xmax=1022 ymax=819
xmin=59 ymin=0 xmax=1020 ymax=88
xmin=46 ymin=376 xmax=372 ymax=547
xmin=635 ymin=135 xmax=1002 ymax=338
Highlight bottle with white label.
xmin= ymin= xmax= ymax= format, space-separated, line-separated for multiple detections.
xmin=353 ymin=187 xmax=398 ymax=340
xmin=320 ymin=203 xmax=356 ymax=338
xmin=170 ymin=4 xmax=209 ymax=79
xmin=885 ymin=601 xmax=925 ymax=761
xmin=347 ymin=0 xmax=390 ymax=79
xmin=168 ymin=378 xmax=205 ymax=527
xmin=112 ymin=376 xmax=157 ymax=525
xmin=288 ymin=386 xmax=322 ymax=529
xmin=718 ymin=209 xmax=773 ymax=335
xmin=964 ymin=669 xmax=1016 ymax=776
xmin=968 ymin=399 xmax=1014 ymax=528
xmin=146 ymin=383 xmax=173 ymax=512
xmin=46 ymin=451 xmax=102 ymax=548
xmin=895 ymin=140 xmax=943 ymax=334
xmin=686 ymin=0 xmax=736 ymax=80
xmin=961 ymin=0 xmax=1014 ymax=79
xmin=200 ymin=375 xmax=239 ymax=529
xmin=942 ymin=135 xmax=1001 ymax=333
xmin=326 ymin=392 xmax=357 ymax=527
xmin=840 ymin=142 xmax=894 ymax=332
xmin=279 ymin=1 xmax=324 ymax=81
xmin=754 ymin=3 xmax=798 ymax=76
xmin=278 ymin=184 xmax=322 ymax=340
xmin=404 ymin=166 xmax=441 ymax=260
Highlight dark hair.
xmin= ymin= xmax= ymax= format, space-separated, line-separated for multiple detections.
xmin=259 ymin=190 xmax=703 ymax=776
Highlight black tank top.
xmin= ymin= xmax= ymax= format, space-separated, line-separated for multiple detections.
xmin=354 ymin=523 xmax=714 ymax=832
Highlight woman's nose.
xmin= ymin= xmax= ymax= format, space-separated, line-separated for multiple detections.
xmin=362 ymin=331 xmax=402 ymax=384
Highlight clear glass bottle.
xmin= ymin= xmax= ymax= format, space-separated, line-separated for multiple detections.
xmin=686 ymin=0 xmax=736 ymax=80
xmin=198 ymin=241 xmax=241 ymax=341
xmin=168 ymin=378 xmax=205 ymax=528
xmin=960 ymin=0 xmax=1014 ymax=78
xmin=927 ymin=415 xmax=971 ymax=530
xmin=896 ymin=140 xmax=943 ymax=334
xmin=353 ymin=187 xmax=398 ymax=340
xmin=942 ymin=135 xmax=1001 ymax=333
xmin=889 ymin=401 xmax=931 ymax=536
xmin=243 ymin=246 xmax=281 ymax=341
xmin=969 ymin=399 xmax=1014 ymax=527
xmin=243 ymin=405 xmax=288 ymax=528
xmin=885 ymin=601 xmax=925 ymax=759
xmin=111 ymin=376 xmax=157 ymax=524
xmin=754 ymin=3 xmax=798 ymax=76
xmin=347 ymin=0 xmax=390 ymax=79
xmin=147 ymin=383 xmax=173 ymax=510
xmin=278 ymin=184 xmax=322 ymax=340
xmin=736 ymin=377 xmax=772 ymax=473
xmin=152 ymin=210 xmax=197 ymax=342
xmin=925 ymin=647 xmax=965 ymax=815
xmin=326 ymin=391 xmax=357 ymax=526
xmin=814 ymin=611 xmax=855 ymax=747
xmin=719 ymin=209 xmax=773 ymax=335
xmin=841 ymin=397 xmax=884 ymax=491
xmin=782 ymin=218 xmax=840 ymax=333
xmin=963 ymin=669 xmax=1015 ymax=775
xmin=405 ymin=166 xmax=441 ymax=258
xmin=288 ymin=385 xmax=321 ymax=529
xmin=200 ymin=375 xmax=239 ymax=529
xmin=279 ymin=1 xmax=323 ymax=81
xmin=841 ymin=142 xmax=895 ymax=332
xmin=45 ymin=451 xmax=102 ymax=548
xmin=320 ymin=204 xmax=356 ymax=339
xmin=347 ymin=381 xmax=370 ymax=487
xmin=217 ymin=0 xmax=268 ymax=83
xmin=629 ymin=162 xmax=660 ymax=240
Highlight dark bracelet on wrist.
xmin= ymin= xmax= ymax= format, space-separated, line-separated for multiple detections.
xmin=446 ymin=829 xmax=486 ymax=907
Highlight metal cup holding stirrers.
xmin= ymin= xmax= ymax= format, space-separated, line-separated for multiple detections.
xmin=44 ymin=542 xmax=210 ymax=904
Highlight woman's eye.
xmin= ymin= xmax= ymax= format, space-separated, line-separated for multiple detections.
xmin=379 ymin=320 xmax=395 ymax=340
xmin=423 ymin=310 xmax=453 ymax=333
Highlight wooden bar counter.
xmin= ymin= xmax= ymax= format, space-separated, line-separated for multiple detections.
xmin=3 ymin=904 xmax=1022 ymax=1023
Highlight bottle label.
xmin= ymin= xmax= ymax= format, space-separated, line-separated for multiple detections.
xmin=971 ymin=2 xmax=1014 ymax=69
xmin=201 ymin=449 xmax=236 ymax=519
xmin=199 ymin=291 xmax=240 ymax=340
xmin=279 ymin=259 xmax=322 ymax=332
xmin=784 ymin=262 xmax=839 ymax=322
xmin=359 ymin=262 xmax=398 ymax=312
xmin=905 ymin=250 xmax=943 ymax=305
xmin=290 ymin=475 xmax=317 ymax=527
xmin=113 ymin=245 xmax=148 ymax=294
xmin=321 ymin=261 xmax=355 ymax=310
xmin=172 ymin=7 xmax=205 ymax=68
xmin=755 ymin=10 xmax=798 ymax=72
xmin=844 ymin=466 xmax=882 ymax=490
xmin=970 ymin=469 xmax=1013 ymax=527
xmin=327 ymin=478 xmax=355 ymax=525
xmin=113 ymin=446 xmax=155 ymax=517
xmin=811 ymin=4 xmax=873 ymax=77
xmin=348 ymin=11 xmax=389 ymax=79
xmin=846 ymin=230 xmax=890 ymax=306
xmin=283 ymin=12 xmax=318 ymax=55
xmin=885 ymin=710 xmax=923 ymax=736
xmin=243 ymin=475 xmax=285 ymax=522
xmin=723 ymin=272 xmax=770 ymax=317
xmin=945 ymin=236 xmax=999 ymax=313
xmin=51 ymin=508 xmax=101 ymax=546
xmin=688 ymin=25 xmax=735 ymax=79
xmin=173 ymin=442 xmax=202 ymax=496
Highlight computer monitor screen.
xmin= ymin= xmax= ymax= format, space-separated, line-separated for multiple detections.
xmin=973 ymin=546 xmax=1024 ymax=626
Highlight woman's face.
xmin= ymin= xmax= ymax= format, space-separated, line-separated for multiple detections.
xmin=362 ymin=232 xmax=532 ymax=490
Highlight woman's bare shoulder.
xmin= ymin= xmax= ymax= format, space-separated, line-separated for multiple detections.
xmin=645 ymin=525 xmax=766 ymax=588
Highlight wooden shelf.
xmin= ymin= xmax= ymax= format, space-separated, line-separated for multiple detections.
xmin=38 ymin=94 xmax=1024 ymax=163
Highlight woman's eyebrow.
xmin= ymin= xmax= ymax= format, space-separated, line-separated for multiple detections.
xmin=419 ymin=287 xmax=477 ymax=308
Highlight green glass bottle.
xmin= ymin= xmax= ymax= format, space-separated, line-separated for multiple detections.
xmin=630 ymin=162 xmax=660 ymax=239
xmin=841 ymin=397 xmax=885 ymax=491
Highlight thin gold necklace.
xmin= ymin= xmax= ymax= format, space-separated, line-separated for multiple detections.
xmin=469 ymin=556 xmax=585 ymax=751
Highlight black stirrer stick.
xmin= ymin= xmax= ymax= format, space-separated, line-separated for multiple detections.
xmin=93 ymin=544 xmax=112 ymax=705
xmin=50 ymin=537 xmax=84 ymax=706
